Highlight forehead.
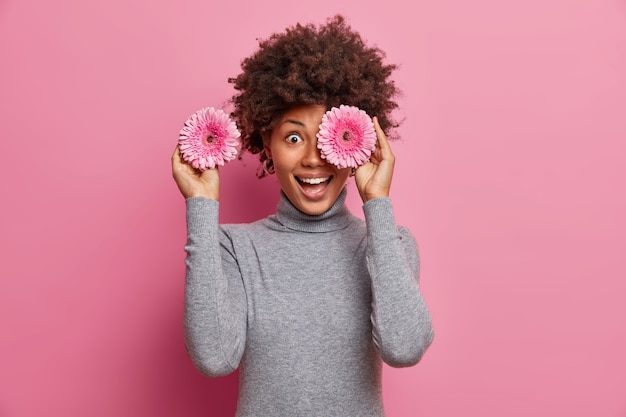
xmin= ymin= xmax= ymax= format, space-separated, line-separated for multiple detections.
xmin=277 ymin=104 xmax=327 ymax=127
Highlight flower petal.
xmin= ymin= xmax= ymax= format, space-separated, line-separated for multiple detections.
xmin=316 ymin=105 xmax=376 ymax=169
xmin=178 ymin=107 xmax=241 ymax=171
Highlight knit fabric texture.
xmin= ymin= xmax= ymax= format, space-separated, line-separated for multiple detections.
xmin=183 ymin=188 xmax=434 ymax=416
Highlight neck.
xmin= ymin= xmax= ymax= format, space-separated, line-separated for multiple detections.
xmin=273 ymin=187 xmax=355 ymax=233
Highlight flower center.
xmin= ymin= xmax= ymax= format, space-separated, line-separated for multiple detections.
xmin=206 ymin=134 xmax=215 ymax=144
xmin=342 ymin=131 xmax=351 ymax=141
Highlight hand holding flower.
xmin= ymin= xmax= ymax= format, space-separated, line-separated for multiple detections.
xmin=354 ymin=116 xmax=395 ymax=202
xmin=172 ymin=106 xmax=241 ymax=200
xmin=172 ymin=146 xmax=220 ymax=200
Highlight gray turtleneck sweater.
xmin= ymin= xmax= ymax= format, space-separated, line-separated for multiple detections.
xmin=183 ymin=188 xmax=434 ymax=416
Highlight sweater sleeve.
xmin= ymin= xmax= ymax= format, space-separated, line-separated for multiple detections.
xmin=363 ymin=197 xmax=434 ymax=368
xmin=183 ymin=197 xmax=247 ymax=377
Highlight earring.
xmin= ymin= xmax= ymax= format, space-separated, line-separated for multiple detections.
xmin=349 ymin=168 xmax=356 ymax=177
xmin=262 ymin=158 xmax=275 ymax=175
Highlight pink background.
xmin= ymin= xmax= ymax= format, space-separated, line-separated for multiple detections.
xmin=1 ymin=0 xmax=625 ymax=416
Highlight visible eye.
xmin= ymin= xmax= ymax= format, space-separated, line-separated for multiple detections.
xmin=285 ymin=133 xmax=302 ymax=144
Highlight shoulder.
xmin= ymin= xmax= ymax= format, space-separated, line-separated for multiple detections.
xmin=219 ymin=216 xmax=272 ymax=240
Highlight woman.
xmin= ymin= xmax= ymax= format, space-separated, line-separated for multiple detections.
xmin=172 ymin=15 xmax=434 ymax=417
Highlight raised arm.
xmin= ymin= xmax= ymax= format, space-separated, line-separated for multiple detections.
xmin=173 ymin=146 xmax=247 ymax=377
xmin=354 ymin=120 xmax=434 ymax=367
xmin=364 ymin=199 xmax=434 ymax=367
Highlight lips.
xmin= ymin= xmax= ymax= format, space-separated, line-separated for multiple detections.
xmin=296 ymin=175 xmax=332 ymax=199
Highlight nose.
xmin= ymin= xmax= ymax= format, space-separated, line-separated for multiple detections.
xmin=302 ymin=138 xmax=326 ymax=167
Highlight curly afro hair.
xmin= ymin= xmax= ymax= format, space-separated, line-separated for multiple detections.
xmin=228 ymin=15 xmax=401 ymax=175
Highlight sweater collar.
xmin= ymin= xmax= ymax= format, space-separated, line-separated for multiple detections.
xmin=272 ymin=187 xmax=355 ymax=233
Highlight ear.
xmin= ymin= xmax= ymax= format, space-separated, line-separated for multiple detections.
xmin=261 ymin=131 xmax=272 ymax=158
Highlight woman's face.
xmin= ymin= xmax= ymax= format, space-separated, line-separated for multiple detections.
xmin=264 ymin=104 xmax=351 ymax=215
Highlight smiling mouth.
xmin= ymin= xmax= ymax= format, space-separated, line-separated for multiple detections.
xmin=296 ymin=176 xmax=331 ymax=197
xmin=297 ymin=176 xmax=330 ymax=185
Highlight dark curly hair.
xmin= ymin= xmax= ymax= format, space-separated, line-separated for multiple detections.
xmin=228 ymin=15 xmax=401 ymax=176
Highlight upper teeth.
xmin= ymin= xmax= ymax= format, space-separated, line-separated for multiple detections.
xmin=300 ymin=177 xmax=329 ymax=184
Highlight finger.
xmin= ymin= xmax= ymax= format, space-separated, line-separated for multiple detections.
xmin=368 ymin=117 xmax=387 ymax=161
xmin=372 ymin=116 xmax=390 ymax=149
xmin=372 ymin=116 xmax=395 ymax=160
xmin=172 ymin=145 xmax=186 ymax=165
xmin=172 ymin=145 xmax=197 ymax=177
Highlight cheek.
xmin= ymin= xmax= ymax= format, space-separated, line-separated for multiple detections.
xmin=271 ymin=150 xmax=292 ymax=172
xmin=270 ymin=144 xmax=301 ymax=170
xmin=333 ymin=169 xmax=351 ymax=187
xmin=338 ymin=168 xmax=351 ymax=179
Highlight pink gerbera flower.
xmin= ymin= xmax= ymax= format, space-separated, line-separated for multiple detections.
xmin=178 ymin=107 xmax=241 ymax=171
xmin=316 ymin=105 xmax=376 ymax=169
